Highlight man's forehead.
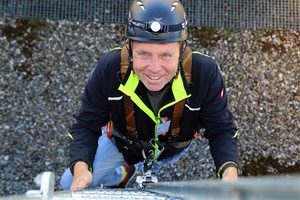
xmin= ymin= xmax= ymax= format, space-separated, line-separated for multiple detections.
xmin=131 ymin=41 xmax=180 ymax=47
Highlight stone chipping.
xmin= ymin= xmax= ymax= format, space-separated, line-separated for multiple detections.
xmin=0 ymin=18 xmax=299 ymax=196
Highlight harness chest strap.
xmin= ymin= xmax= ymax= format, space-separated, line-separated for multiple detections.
xmin=120 ymin=45 xmax=193 ymax=139
xmin=107 ymin=121 xmax=192 ymax=149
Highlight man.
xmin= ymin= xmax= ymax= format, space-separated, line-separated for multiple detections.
xmin=60 ymin=0 xmax=239 ymax=190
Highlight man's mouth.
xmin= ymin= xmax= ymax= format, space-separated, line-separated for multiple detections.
xmin=147 ymin=75 xmax=162 ymax=80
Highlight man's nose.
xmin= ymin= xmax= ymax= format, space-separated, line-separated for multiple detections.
xmin=148 ymin=56 xmax=162 ymax=73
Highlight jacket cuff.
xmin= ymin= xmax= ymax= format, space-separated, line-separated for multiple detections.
xmin=217 ymin=161 xmax=239 ymax=178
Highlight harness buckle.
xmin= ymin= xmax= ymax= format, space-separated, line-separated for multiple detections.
xmin=142 ymin=138 xmax=165 ymax=173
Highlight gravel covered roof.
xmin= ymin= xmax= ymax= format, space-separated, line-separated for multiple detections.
xmin=0 ymin=18 xmax=299 ymax=196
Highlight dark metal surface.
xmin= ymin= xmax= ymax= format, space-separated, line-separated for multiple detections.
xmin=145 ymin=175 xmax=300 ymax=200
xmin=0 ymin=0 xmax=299 ymax=30
xmin=1 ymin=175 xmax=299 ymax=200
xmin=1 ymin=189 xmax=179 ymax=200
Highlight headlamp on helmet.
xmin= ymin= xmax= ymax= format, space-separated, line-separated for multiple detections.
xmin=126 ymin=0 xmax=188 ymax=43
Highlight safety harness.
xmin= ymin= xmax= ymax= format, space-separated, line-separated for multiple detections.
xmin=108 ymin=45 xmax=194 ymax=172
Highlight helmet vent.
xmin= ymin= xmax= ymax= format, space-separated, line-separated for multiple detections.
xmin=136 ymin=0 xmax=145 ymax=11
xmin=171 ymin=1 xmax=179 ymax=12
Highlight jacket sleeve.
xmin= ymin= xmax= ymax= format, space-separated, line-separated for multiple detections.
xmin=197 ymin=57 xmax=239 ymax=172
xmin=68 ymin=54 xmax=112 ymax=172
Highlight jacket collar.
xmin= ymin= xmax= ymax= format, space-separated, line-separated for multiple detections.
xmin=118 ymin=68 xmax=191 ymax=121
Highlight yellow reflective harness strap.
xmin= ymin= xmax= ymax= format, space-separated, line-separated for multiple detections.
xmin=151 ymin=72 xmax=192 ymax=161
xmin=118 ymin=71 xmax=156 ymax=123
xmin=67 ymin=132 xmax=74 ymax=140
xmin=233 ymin=130 xmax=240 ymax=138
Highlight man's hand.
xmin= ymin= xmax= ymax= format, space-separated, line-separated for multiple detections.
xmin=70 ymin=161 xmax=93 ymax=190
xmin=222 ymin=166 xmax=238 ymax=181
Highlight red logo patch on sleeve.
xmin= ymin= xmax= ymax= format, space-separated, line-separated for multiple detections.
xmin=220 ymin=87 xmax=224 ymax=99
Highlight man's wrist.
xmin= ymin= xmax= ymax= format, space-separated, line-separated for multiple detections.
xmin=217 ymin=161 xmax=239 ymax=178
xmin=222 ymin=166 xmax=238 ymax=179
xmin=70 ymin=160 xmax=92 ymax=175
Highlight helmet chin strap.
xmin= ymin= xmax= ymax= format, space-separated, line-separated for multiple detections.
xmin=180 ymin=40 xmax=188 ymax=63
xmin=127 ymin=40 xmax=134 ymax=71
xmin=174 ymin=40 xmax=187 ymax=79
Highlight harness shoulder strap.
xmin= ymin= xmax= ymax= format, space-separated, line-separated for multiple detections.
xmin=120 ymin=45 xmax=136 ymax=132
xmin=170 ymin=46 xmax=192 ymax=139
xmin=120 ymin=45 xmax=193 ymax=138
xmin=120 ymin=45 xmax=130 ymax=80
xmin=181 ymin=46 xmax=193 ymax=84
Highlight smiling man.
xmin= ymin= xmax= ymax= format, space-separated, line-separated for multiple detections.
xmin=131 ymin=41 xmax=180 ymax=91
xmin=60 ymin=0 xmax=240 ymax=190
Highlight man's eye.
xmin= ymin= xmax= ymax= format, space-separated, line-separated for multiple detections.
xmin=161 ymin=53 xmax=172 ymax=59
xmin=139 ymin=52 xmax=147 ymax=56
xmin=136 ymin=52 xmax=149 ymax=57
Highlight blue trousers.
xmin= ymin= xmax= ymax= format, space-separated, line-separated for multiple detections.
xmin=60 ymin=127 xmax=189 ymax=190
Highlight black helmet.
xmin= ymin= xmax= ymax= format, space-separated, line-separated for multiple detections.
xmin=125 ymin=0 xmax=188 ymax=42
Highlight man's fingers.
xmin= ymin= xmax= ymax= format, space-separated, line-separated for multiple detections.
xmin=70 ymin=173 xmax=93 ymax=191
xmin=71 ymin=180 xmax=89 ymax=191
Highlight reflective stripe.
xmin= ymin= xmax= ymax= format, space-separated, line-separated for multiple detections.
xmin=111 ymin=47 xmax=122 ymax=51
xmin=108 ymin=96 xmax=123 ymax=101
xmin=185 ymin=104 xmax=201 ymax=111
xmin=192 ymin=51 xmax=211 ymax=58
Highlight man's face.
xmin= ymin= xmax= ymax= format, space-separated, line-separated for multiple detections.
xmin=131 ymin=41 xmax=180 ymax=91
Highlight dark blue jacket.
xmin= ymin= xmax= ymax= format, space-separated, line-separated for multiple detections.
xmin=68 ymin=48 xmax=239 ymax=173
